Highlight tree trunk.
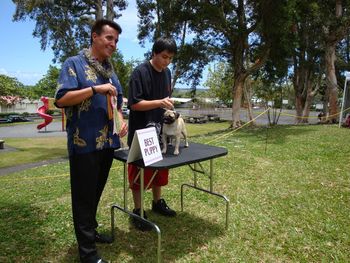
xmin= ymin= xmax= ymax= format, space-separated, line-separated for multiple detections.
xmin=231 ymin=76 xmax=246 ymax=128
xmin=302 ymin=94 xmax=313 ymax=123
xmin=295 ymin=94 xmax=303 ymax=123
xmin=244 ymin=78 xmax=255 ymax=126
xmin=302 ymin=77 xmax=319 ymax=123
xmin=95 ymin=0 xmax=103 ymax=20
xmin=325 ymin=44 xmax=339 ymax=123
xmin=323 ymin=0 xmax=343 ymax=123
xmin=293 ymin=66 xmax=304 ymax=124
xmin=106 ymin=0 xmax=116 ymax=20
xmin=171 ymin=21 xmax=187 ymax=90
xmin=293 ymin=58 xmax=319 ymax=124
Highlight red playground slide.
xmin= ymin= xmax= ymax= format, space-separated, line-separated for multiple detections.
xmin=37 ymin=96 xmax=53 ymax=130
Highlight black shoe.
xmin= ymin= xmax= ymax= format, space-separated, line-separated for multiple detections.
xmin=152 ymin=198 xmax=177 ymax=217
xmin=130 ymin=208 xmax=153 ymax=231
xmin=81 ymin=256 xmax=108 ymax=263
xmin=95 ymin=232 xmax=113 ymax=244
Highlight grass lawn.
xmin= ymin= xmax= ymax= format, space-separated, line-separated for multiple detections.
xmin=0 ymin=137 xmax=68 ymax=168
xmin=0 ymin=121 xmax=230 ymax=169
xmin=0 ymin=124 xmax=349 ymax=262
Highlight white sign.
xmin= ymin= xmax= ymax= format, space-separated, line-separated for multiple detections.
xmin=282 ymin=99 xmax=288 ymax=105
xmin=127 ymin=127 xmax=163 ymax=166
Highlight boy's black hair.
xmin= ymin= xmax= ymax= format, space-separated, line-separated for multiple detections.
xmin=91 ymin=19 xmax=122 ymax=45
xmin=152 ymin=37 xmax=177 ymax=55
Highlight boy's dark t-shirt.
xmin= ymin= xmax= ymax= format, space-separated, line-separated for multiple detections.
xmin=127 ymin=61 xmax=172 ymax=147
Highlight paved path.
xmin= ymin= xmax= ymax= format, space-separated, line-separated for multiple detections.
xmin=0 ymin=157 xmax=68 ymax=176
xmin=0 ymin=120 xmax=67 ymax=176
xmin=0 ymin=120 xmax=66 ymax=138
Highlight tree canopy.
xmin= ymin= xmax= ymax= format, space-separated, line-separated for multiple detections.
xmin=8 ymin=0 xmax=350 ymax=125
xmin=12 ymin=0 xmax=127 ymax=63
xmin=0 ymin=74 xmax=25 ymax=97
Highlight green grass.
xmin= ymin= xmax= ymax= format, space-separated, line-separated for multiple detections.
xmin=0 ymin=121 xmax=230 ymax=169
xmin=0 ymin=124 xmax=349 ymax=262
xmin=0 ymin=137 xmax=68 ymax=168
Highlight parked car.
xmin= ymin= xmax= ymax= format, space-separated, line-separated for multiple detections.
xmin=6 ymin=115 xmax=31 ymax=123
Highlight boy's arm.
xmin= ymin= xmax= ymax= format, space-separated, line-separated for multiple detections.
xmin=131 ymin=97 xmax=174 ymax=111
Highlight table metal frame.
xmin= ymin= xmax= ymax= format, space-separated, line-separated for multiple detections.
xmin=110 ymin=142 xmax=229 ymax=263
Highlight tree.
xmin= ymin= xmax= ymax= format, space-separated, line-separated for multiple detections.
xmin=253 ymin=77 xmax=288 ymax=125
xmin=136 ymin=1 xmax=294 ymax=127
xmin=30 ymin=65 xmax=60 ymax=98
xmin=190 ymin=1 xmax=294 ymax=127
xmin=289 ymin=1 xmax=324 ymax=123
xmin=0 ymin=74 xmax=25 ymax=97
xmin=111 ymin=51 xmax=141 ymax=97
xmin=136 ymin=0 xmax=210 ymax=91
xmin=12 ymin=0 xmax=127 ymax=63
xmin=204 ymin=62 xmax=233 ymax=106
xmin=318 ymin=0 xmax=350 ymax=122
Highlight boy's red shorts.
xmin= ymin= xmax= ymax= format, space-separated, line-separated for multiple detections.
xmin=128 ymin=163 xmax=169 ymax=190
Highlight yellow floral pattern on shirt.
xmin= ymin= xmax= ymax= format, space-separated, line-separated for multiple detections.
xmin=85 ymin=65 xmax=97 ymax=82
xmin=73 ymin=127 xmax=87 ymax=147
xmin=78 ymin=98 xmax=91 ymax=117
xmin=96 ymin=125 xmax=109 ymax=149
xmin=68 ymin=67 xmax=76 ymax=77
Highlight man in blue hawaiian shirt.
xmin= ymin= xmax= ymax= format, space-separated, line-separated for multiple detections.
xmin=55 ymin=19 xmax=127 ymax=263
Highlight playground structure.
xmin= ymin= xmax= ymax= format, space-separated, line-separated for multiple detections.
xmin=37 ymin=96 xmax=53 ymax=130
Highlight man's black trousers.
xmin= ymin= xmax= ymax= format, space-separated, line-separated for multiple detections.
xmin=69 ymin=148 xmax=114 ymax=262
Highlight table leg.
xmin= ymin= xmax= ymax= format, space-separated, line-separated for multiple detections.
xmin=140 ymin=168 xmax=144 ymax=218
xmin=123 ymin=163 xmax=127 ymax=210
xmin=110 ymin=204 xmax=162 ymax=262
xmin=181 ymin=160 xmax=230 ymax=230
xmin=210 ymin=159 xmax=213 ymax=192
xmin=193 ymin=163 xmax=198 ymax=187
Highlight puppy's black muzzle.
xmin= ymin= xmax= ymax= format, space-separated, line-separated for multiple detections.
xmin=163 ymin=116 xmax=175 ymax=124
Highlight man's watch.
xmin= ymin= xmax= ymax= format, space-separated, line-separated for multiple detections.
xmin=91 ymin=86 xmax=97 ymax=95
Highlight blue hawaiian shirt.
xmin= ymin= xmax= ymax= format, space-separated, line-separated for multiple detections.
xmin=55 ymin=50 xmax=123 ymax=156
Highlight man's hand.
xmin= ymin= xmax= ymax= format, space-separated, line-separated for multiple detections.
xmin=95 ymin=83 xmax=117 ymax=96
xmin=118 ymin=121 xmax=128 ymax=138
xmin=117 ymin=109 xmax=128 ymax=138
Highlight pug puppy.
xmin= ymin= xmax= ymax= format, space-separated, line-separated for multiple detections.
xmin=162 ymin=109 xmax=189 ymax=155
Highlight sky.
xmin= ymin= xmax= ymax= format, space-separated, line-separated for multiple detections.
xmin=0 ymin=0 xmax=154 ymax=86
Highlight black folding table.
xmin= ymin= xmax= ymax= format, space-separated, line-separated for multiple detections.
xmin=111 ymin=142 xmax=229 ymax=262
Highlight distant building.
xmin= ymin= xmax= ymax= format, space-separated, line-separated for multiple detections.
xmin=172 ymin=97 xmax=193 ymax=108
xmin=0 ymin=96 xmax=40 ymax=114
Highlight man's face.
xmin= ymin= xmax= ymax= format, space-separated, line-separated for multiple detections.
xmin=152 ymin=50 xmax=174 ymax=71
xmin=92 ymin=25 xmax=119 ymax=61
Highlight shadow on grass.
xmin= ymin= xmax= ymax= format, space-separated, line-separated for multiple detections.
xmin=102 ymin=211 xmax=225 ymax=262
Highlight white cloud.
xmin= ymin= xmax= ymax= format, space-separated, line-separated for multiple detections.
xmin=0 ymin=68 xmax=44 ymax=85
xmin=0 ymin=68 xmax=8 ymax=75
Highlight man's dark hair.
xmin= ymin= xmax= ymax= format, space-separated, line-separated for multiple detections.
xmin=90 ymin=19 xmax=122 ymax=45
xmin=152 ymin=37 xmax=177 ymax=55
